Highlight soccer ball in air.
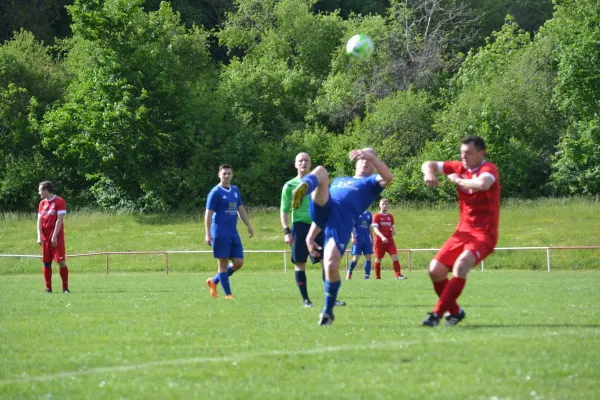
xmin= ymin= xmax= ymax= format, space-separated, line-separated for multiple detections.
xmin=346 ymin=34 xmax=374 ymax=61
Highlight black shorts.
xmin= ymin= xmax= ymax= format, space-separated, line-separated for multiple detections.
xmin=291 ymin=222 xmax=324 ymax=264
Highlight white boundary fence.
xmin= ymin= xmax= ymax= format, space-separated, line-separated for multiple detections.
xmin=1 ymin=246 xmax=598 ymax=274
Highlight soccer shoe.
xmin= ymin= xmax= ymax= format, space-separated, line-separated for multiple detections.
xmin=334 ymin=299 xmax=347 ymax=306
xmin=421 ymin=312 xmax=441 ymax=327
xmin=365 ymin=275 xmax=370 ymax=280
xmin=224 ymin=294 xmax=235 ymax=300
xmin=318 ymin=313 xmax=334 ymax=326
xmin=63 ymin=288 xmax=70 ymax=293
xmin=346 ymin=273 xmax=352 ymax=280
xmin=303 ymin=299 xmax=314 ymax=308
xmin=396 ymin=275 xmax=407 ymax=280
xmin=291 ymin=182 xmax=309 ymax=210
xmin=44 ymin=288 xmax=52 ymax=293
xmin=445 ymin=309 xmax=466 ymax=327
xmin=206 ymin=278 xmax=218 ymax=298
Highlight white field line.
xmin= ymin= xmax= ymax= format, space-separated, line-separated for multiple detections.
xmin=0 ymin=331 xmax=570 ymax=385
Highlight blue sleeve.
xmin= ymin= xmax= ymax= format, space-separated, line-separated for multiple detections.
xmin=368 ymin=212 xmax=372 ymax=225
xmin=371 ymin=175 xmax=383 ymax=195
xmin=207 ymin=188 xmax=218 ymax=211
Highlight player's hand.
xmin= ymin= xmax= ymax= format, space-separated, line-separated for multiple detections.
xmin=248 ymin=227 xmax=254 ymax=238
xmin=205 ymin=234 xmax=213 ymax=247
xmin=349 ymin=148 xmax=377 ymax=162
xmin=447 ymin=173 xmax=464 ymax=187
xmin=51 ymin=237 xmax=58 ymax=248
xmin=424 ymin=172 xmax=439 ymax=187
xmin=307 ymin=238 xmax=322 ymax=258
xmin=381 ymin=237 xmax=389 ymax=244
xmin=37 ymin=238 xmax=43 ymax=246
xmin=284 ymin=233 xmax=293 ymax=246
xmin=352 ymin=237 xmax=357 ymax=244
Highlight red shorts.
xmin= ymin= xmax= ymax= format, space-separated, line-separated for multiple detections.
xmin=374 ymin=240 xmax=397 ymax=259
xmin=41 ymin=234 xmax=66 ymax=264
xmin=435 ymin=232 xmax=496 ymax=268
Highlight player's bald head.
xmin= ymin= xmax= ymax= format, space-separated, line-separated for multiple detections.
xmin=295 ymin=152 xmax=311 ymax=163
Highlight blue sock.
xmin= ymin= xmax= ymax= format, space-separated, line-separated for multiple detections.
xmin=218 ymin=272 xmax=231 ymax=295
xmin=364 ymin=261 xmax=371 ymax=279
xmin=322 ymin=267 xmax=325 ymax=282
xmin=323 ymin=280 xmax=341 ymax=317
xmin=348 ymin=260 xmax=357 ymax=274
xmin=213 ymin=264 xmax=235 ymax=284
xmin=301 ymin=174 xmax=319 ymax=194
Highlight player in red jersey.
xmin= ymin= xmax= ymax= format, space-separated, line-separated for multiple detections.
xmin=420 ymin=135 xmax=500 ymax=327
xmin=37 ymin=181 xmax=69 ymax=293
xmin=372 ymin=198 xmax=406 ymax=280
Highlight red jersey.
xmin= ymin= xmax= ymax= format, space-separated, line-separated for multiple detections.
xmin=38 ymin=195 xmax=67 ymax=238
xmin=442 ymin=160 xmax=500 ymax=238
xmin=373 ymin=212 xmax=394 ymax=241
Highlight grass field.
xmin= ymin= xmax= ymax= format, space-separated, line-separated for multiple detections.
xmin=0 ymin=198 xmax=599 ymax=274
xmin=1 ymin=198 xmax=598 ymax=398
xmin=1 ymin=270 xmax=598 ymax=399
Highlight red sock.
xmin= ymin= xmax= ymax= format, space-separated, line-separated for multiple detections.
xmin=43 ymin=266 xmax=52 ymax=290
xmin=374 ymin=262 xmax=381 ymax=279
xmin=433 ymin=279 xmax=449 ymax=297
xmin=393 ymin=260 xmax=401 ymax=277
xmin=59 ymin=266 xmax=69 ymax=290
xmin=434 ymin=277 xmax=466 ymax=316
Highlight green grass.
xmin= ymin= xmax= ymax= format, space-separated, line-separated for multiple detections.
xmin=0 ymin=197 xmax=598 ymax=274
xmin=1 ymin=270 xmax=598 ymax=399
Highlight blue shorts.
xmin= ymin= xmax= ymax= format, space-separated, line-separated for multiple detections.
xmin=309 ymin=198 xmax=354 ymax=256
xmin=212 ymin=235 xmax=244 ymax=259
xmin=291 ymin=222 xmax=324 ymax=264
xmin=351 ymin=240 xmax=373 ymax=256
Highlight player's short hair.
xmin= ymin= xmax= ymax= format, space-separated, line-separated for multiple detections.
xmin=39 ymin=181 xmax=54 ymax=193
xmin=380 ymin=198 xmax=390 ymax=203
xmin=219 ymin=164 xmax=233 ymax=171
xmin=461 ymin=135 xmax=486 ymax=151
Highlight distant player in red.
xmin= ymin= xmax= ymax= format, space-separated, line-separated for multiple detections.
xmin=372 ymin=198 xmax=406 ymax=280
xmin=420 ymin=135 xmax=500 ymax=327
xmin=37 ymin=181 xmax=69 ymax=293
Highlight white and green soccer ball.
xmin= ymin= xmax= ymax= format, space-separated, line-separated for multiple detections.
xmin=346 ymin=34 xmax=374 ymax=61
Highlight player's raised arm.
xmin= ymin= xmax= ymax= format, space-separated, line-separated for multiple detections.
xmin=447 ymin=172 xmax=495 ymax=192
xmin=421 ymin=161 xmax=440 ymax=187
xmin=350 ymin=148 xmax=393 ymax=187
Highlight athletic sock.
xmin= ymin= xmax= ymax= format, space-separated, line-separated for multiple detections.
xmin=295 ymin=270 xmax=309 ymax=301
xmin=393 ymin=260 xmax=401 ymax=277
xmin=213 ymin=264 xmax=235 ymax=284
xmin=301 ymin=174 xmax=319 ymax=194
xmin=323 ymin=280 xmax=341 ymax=316
xmin=218 ymin=272 xmax=232 ymax=296
xmin=434 ymin=277 xmax=466 ymax=316
xmin=374 ymin=262 xmax=381 ymax=279
xmin=43 ymin=266 xmax=52 ymax=290
xmin=364 ymin=260 xmax=371 ymax=279
xmin=59 ymin=266 xmax=69 ymax=290
xmin=348 ymin=260 xmax=357 ymax=274
xmin=433 ymin=279 xmax=449 ymax=297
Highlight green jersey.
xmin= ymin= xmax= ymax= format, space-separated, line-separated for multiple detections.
xmin=280 ymin=177 xmax=312 ymax=224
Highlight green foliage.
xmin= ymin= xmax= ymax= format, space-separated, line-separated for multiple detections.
xmin=542 ymin=0 xmax=600 ymax=196
xmin=41 ymin=0 xmax=222 ymax=211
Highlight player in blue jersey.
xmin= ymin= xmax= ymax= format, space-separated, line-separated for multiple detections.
xmin=291 ymin=148 xmax=393 ymax=326
xmin=205 ymin=164 xmax=254 ymax=299
xmin=346 ymin=209 xmax=374 ymax=280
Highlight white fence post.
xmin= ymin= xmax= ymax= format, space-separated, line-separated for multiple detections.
xmin=546 ymin=248 xmax=551 ymax=272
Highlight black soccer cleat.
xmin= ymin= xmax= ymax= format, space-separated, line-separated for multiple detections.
xmin=63 ymin=288 xmax=70 ymax=293
xmin=445 ymin=309 xmax=466 ymax=327
xmin=303 ymin=299 xmax=313 ymax=308
xmin=335 ymin=299 xmax=347 ymax=306
xmin=318 ymin=313 xmax=334 ymax=326
xmin=421 ymin=312 xmax=441 ymax=327
xmin=44 ymin=288 xmax=52 ymax=293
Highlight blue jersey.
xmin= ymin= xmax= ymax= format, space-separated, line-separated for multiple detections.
xmin=353 ymin=210 xmax=372 ymax=242
xmin=206 ymin=185 xmax=243 ymax=238
xmin=330 ymin=175 xmax=382 ymax=219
